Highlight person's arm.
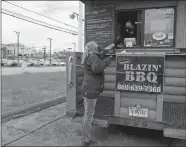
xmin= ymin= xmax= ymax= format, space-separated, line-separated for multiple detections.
xmin=100 ymin=44 xmax=115 ymax=56
xmin=114 ymin=26 xmax=125 ymax=46
xmin=89 ymin=53 xmax=112 ymax=73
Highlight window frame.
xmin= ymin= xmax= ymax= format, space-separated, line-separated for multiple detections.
xmin=115 ymin=6 xmax=177 ymax=49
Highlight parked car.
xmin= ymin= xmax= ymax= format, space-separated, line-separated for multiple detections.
xmin=59 ymin=61 xmax=66 ymax=66
xmin=5 ymin=60 xmax=13 ymax=66
xmin=51 ymin=60 xmax=59 ymax=66
xmin=1 ymin=59 xmax=7 ymax=66
xmin=1 ymin=61 xmax=4 ymax=66
xmin=27 ymin=62 xmax=34 ymax=66
xmin=19 ymin=60 xmax=25 ymax=66
xmin=39 ymin=59 xmax=45 ymax=65
xmin=2 ymin=58 xmax=8 ymax=63
xmin=28 ymin=59 xmax=42 ymax=66
xmin=44 ymin=61 xmax=50 ymax=66
xmin=38 ymin=61 xmax=44 ymax=66
xmin=10 ymin=60 xmax=18 ymax=66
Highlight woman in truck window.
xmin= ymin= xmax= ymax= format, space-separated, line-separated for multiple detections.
xmin=81 ymin=41 xmax=113 ymax=146
xmin=114 ymin=20 xmax=137 ymax=48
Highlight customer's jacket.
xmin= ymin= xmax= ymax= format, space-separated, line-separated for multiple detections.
xmin=82 ymin=52 xmax=112 ymax=99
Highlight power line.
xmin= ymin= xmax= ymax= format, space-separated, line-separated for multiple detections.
xmin=2 ymin=8 xmax=77 ymax=34
xmin=3 ymin=12 xmax=77 ymax=35
xmin=2 ymin=8 xmax=78 ymax=35
xmin=3 ymin=1 xmax=79 ymax=30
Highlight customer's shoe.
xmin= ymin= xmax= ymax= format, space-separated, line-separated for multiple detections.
xmin=81 ymin=139 xmax=97 ymax=147
xmin=89 ymin=140 xmax=97 ymax=144
xmin=81 ymin=140 xmax=90 ymax=147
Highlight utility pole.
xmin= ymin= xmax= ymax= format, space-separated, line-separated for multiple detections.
xmin=69 ymin=1 xmax=84 ymax=52
xmin=21 ymin=45 xmax=24 ymax=57
xmin=14 ymin=31 xmax=20 ymax=65
xmin=47 ymin=38 xmax=52 ymax=65
xmin=78 ymin=1 xmax=83 ymax=52
xmin=72 ymin=42 xmax=76 ymax=52
xmin=14 ymin=45 xmax=16 ymax=56
xmin=42 ymin=47 xmax=46 ymax=61
xmin=23 ymin=45 xmax=25 ymax=56
xmin=32 ymin=46 xmax=35 ymax=57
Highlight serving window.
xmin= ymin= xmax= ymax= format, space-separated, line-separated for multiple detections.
xmin=115 ymin=7 xmax=175 ymax=48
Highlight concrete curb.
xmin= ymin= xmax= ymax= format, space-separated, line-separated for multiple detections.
xmin=2 ymin=95 xmax=66 ymax=123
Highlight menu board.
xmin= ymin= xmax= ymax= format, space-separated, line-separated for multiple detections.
xmin=144 ymin=8 xmax=174 ymax=47
xmin=116 ymin=55 xmax=164 ymax=94
xmin=85 ymin=5 xmax=114 ymax=48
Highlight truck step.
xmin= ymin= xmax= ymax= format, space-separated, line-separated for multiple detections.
xmin=164 ymin=127 xmax=186 ymax=140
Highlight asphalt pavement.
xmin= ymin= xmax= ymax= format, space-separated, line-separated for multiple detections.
xmin=1 ymin=66 xmax=66 ymax=75
xmin=3 ymin=102 xmax=185 ymax=146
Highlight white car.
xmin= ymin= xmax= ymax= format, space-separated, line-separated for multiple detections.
xmin=59 ymin=62 xmax=66 ymax=66
xmin=56 ymin=61 xmax=61 ymax=66
xmin=2 ymin=58 xmax=8 ymax=63
xmin=38 ymin=60 xmax=44 ymax=65
xmin=39 ymin=59 xmax=45 ymax=64
xmin=51 ymin=60 xmax=59 ymax=66
xmin=21 ymin=61 xmax=29 ymax=67
xmin=19 ymin=60 xmax=25 ymax=65
xmin=44 ymin=61 xmax=50 ymax=66
xmin=1 ymin=59 xmax=9 ymax=66
xmin=28 ymin=59 xmax=41 ymax=66
xmin=6 ymin=60 xmax=14 ymax=66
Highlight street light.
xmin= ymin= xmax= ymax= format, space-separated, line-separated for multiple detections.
xmin=69 ymin=12 xmax=77 ymax=20
xmin=72 ymin=42 xmax=76 ymax=52
xmin=20 ymin=45 xmax=24 ymax=57
xmin=42 ymin=47 xmax=46 ymax=61
xmin=14 ymin=31 xmax=20 ymax=65
xmin=69 ymin=1 xmax=84 ymax=52
xmin=69 ymin=12 xmax=84 ymax=22
xmin=47 ymin=38 xmax=52 ymax=65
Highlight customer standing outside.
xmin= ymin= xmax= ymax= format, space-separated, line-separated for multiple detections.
xmin=81 ymin=41 xmax=114 ymax=146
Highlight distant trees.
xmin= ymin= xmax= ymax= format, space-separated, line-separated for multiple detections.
xmin=50 ymin=50 xmax=73 ymax=61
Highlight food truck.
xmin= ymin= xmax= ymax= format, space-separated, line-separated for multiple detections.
xmin=66 ymin=0 xmax=186 ymax=140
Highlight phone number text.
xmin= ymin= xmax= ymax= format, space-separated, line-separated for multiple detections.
xmin=116 ymin=83 xmax=161 ymax=93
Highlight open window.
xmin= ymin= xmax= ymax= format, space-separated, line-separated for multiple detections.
xmin=115 ymin=10 xmax=143 ymax=48
xmin=115 ymin=7 xmax=175 ymax=48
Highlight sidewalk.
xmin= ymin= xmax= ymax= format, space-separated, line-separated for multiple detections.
xmin=2 ymin=102 xmax=180 ymax=146
xmin=2 ymin=102 xmax=69 ymax=146
xmin=2 ymin=102 xmax=87 ymax=146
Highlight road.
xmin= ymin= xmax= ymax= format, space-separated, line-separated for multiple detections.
xmin=2 ymin=66 xmax=66 ymax=75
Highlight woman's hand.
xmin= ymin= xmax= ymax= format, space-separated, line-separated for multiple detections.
xmin=104 ymin=43 xmax=115 ymax=50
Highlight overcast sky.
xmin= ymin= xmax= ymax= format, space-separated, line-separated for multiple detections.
xmin=2 ymin=1 xmax=85 ymax=52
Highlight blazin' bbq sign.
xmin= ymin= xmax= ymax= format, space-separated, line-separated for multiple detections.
xmin=116 ymin=55 xmax=165 ymax=93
